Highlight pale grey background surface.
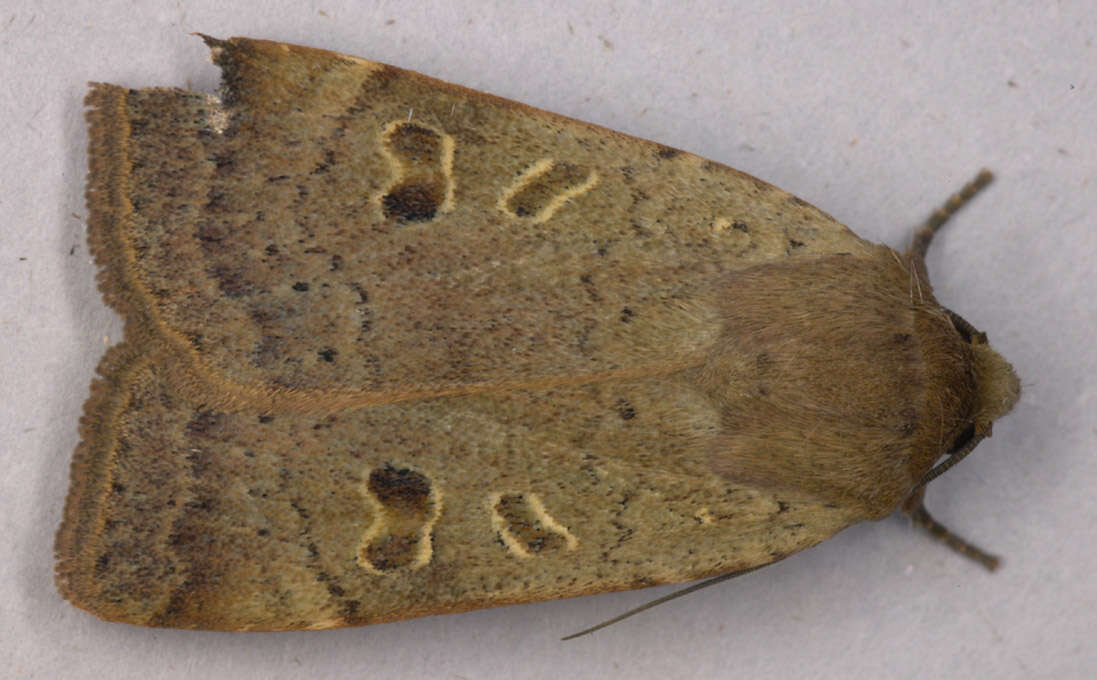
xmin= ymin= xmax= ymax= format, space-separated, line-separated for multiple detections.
xmin=2 ymin=1 xmax=1094 ymax=678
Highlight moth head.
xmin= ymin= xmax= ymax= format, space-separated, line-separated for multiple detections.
xmin=947 ymin=310 xmax=1021 ymax=440
xmin=915 ymin=308 xmax=1020 ymax=489
xmin=899 ymin=306 xmax=1019 ymax=571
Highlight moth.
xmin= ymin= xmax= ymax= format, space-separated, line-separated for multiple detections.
xmin=56 ymin=36 xmax=1020 ymax=632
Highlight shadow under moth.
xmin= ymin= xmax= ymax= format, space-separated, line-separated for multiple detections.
xmin=55 ymin=36 xmax=1020 ymax=632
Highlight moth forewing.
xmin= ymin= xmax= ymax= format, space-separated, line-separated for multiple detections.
xmin=55 ymin=36 xmax=1019 ymax=631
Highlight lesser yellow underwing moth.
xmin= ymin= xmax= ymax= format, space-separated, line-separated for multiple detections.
xmin=56 ymin=36 xmax=1020 ymax=632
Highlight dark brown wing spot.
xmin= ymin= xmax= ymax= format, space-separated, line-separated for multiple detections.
xmin=381 ymin=182 xmax=442 ymax=222
xmin=494 ymin=493 xmax=567 ymax=554
xmin=360 ymin=464 xmax=438 ymax=572
xmin=504 ymin=161 xmax=595 ymax=220
xmin=379 ymin=122 xmax=451 ymax=224
xmin=368 ymin=464 xmax=431 ymax=514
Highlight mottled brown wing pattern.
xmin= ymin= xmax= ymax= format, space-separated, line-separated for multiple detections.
xmin=57 ymin=37 xmax=1016 ymax=631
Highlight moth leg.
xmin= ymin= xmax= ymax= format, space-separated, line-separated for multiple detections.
xmin=561 ymin=564 xmax=768 ymax=640
xmin=901 ymin=487 xmax=1001 ymax=571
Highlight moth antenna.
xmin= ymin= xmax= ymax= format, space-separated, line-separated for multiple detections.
xmin=918 ymin=429 xmax=986 ymax=488
xmin=909 ymin=169 xmax=994 ymax=265
xmin=902 ymin=488 xmax=1001 ymax=571
xmin=561 ymin=565 xmax=766 ymax=640
xmin=902 ymin=174 xmax=1002 ymax=573
xmin=906 ymin=427 xmax=999 ymax=570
